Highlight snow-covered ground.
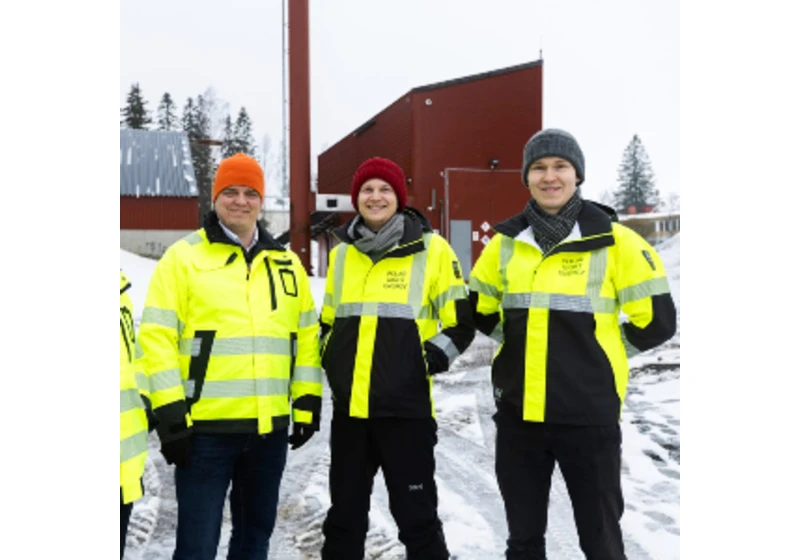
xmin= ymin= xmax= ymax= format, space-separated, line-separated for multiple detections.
xmin=121 ymin=234 xmax=680 ymax=559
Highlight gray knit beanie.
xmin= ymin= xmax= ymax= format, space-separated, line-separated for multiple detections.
xmin=521 ymin=128 xmax=585 ymax=187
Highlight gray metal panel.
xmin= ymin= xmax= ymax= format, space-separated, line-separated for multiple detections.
xmin=120 ymin=129 xmax=198 ymax=197
xmin=449 ymin=220 xmax=472 ymax=279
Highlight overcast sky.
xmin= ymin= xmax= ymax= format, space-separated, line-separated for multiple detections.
xmin=120 ymin=0 xmax=678 ymax=202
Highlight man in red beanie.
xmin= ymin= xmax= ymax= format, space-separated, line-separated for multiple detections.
xmin=137 ymin=152 xmax=324 ymax=559
xmin=349 ymin=156 xmax=409 ymax=212
xmin=320 ymin=156 xmax=475 ymax=559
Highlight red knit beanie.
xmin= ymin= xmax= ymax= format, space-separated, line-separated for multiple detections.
xmin=351 ymin=157 xmax=407 ymax=211
xmin=212 ymin=153 xmax=265 ymax=201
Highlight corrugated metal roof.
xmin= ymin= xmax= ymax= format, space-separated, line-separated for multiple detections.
xmin=120 ymin=129 xmax=198 ymax=197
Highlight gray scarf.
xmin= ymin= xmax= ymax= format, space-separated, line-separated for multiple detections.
xmin=523 ymin=191 xmax=583 ymax=254
xmin=347 ymin=213 xmax=405 ymax=261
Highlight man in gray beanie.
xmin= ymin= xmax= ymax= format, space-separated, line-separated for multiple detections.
xmin=469 ymin=127 xmax=677 ymax=559
xmin=517 ymin=128 xmax=588 ymax=253
xmin=521 ymin=128 xmax=585 ymax=187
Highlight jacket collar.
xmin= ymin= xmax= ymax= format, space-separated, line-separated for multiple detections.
xmin=203 ymin=211 xmax=285 ymax=253
xmin=494 ymin=200 xmax=618 ymax=254
xmin=332 ymin=207 xmax=433 ymax=259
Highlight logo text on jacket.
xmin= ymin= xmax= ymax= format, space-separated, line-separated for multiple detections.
xmin=558 ymin=256 xmax=587 ymax=277
xmin=384 ymin=270 xmax=408 ymax=290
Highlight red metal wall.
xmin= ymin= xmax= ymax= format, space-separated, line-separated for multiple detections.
xmin=120 ymin=196 xmax=199 ymax=230
xmin=317 ymin=94 xmax=413 ymax=196
xmin=445 ymin=170 xmax=530 ymax=270
xmin=411 ymin=64 xmax=542 ymax=231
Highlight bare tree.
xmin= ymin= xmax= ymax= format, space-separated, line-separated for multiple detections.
xmin=201 ymin=87 xmax=230 ymax=145
xmin=260 ymin=133 xmax=282 ymax=193
xmin=598 ymin=190 xmax=615 ymax=208
xmin=664 ymin=192 xmax=680 ymax=213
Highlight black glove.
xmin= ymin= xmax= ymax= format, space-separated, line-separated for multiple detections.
xmin=424 ymin=342 xmax=450 ymax=375
xmin=140 ymin=395 xmax=159 ymax=433
xmin=161 ymin=434 xmax=193 ymax=468
xmin=288 ymin=423 xmax=316 ymax=450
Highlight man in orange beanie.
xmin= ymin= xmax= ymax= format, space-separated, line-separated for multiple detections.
xmin=210 ymin=152 xmax=266 ymax=249
xmin=138 ymin=152 xmax=324 ymax=559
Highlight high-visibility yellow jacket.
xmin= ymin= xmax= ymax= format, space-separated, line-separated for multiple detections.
xmin=320 ymin=208 xmax=475 ymax=419
xmin=120 ymin=270 xmax=148 ymax=504
xmin=469 ymin=202 xmax=676 ymax=425
xmin=137 ymin=213 xmax=323 ymax=440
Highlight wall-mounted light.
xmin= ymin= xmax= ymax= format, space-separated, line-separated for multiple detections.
xmin=489 ymin=158 xmax=500 ymax=170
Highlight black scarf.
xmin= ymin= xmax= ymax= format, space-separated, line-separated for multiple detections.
xmin=523 ymin=191 xmax=583 ymax=254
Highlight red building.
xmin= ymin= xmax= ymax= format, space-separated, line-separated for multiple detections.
xmin=315 ymin=60 xmax=543 ymax=277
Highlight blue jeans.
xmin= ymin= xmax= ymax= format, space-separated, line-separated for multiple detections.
xmin=173 ymin=430 xmax=289 ymax=560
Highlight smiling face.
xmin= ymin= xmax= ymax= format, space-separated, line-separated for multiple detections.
xmin=526 ymin=156 xmax=579 ymax=214
xmin=357 ymin=178 xmax=399 ymax=231
xmin=214 ymin=185 xmax=262 ymax=238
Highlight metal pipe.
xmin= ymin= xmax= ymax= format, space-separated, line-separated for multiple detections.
xmin=281 ymin=0 xmax=287 ymax=198
xmin=288 ymin=0 xmax=311 ymax=272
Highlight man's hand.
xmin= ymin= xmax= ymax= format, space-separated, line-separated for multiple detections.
xmin=160 ymin=434 xmax=193 ymax=469
xmin=288 ymin=423 xmax=316 ymax=450
xmin=424 ymin=342 xmax=450 ymax=375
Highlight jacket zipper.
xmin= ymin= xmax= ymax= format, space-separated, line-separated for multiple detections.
xmin=264 ymin=257 xmax=277 ymax=311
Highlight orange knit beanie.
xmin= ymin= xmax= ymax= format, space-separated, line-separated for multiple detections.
xmin=212 ymin=153 xmax=265 ymax=200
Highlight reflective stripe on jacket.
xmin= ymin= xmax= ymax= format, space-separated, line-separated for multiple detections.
xmin=120 ymin=270 xmax=148 ymax=504
xmin=320 ymin=209 xmax=475 ymax=419
xmin=469 ymin=201 xmax=676 ymax=425
xmin=137 ymin=213 xmax=323 ymax=437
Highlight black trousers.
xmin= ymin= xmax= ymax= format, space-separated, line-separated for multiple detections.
xmin=321 ymin=412 xmax=449 ymax=560
xmin=494 ymin=407 xmax=626 ymax=560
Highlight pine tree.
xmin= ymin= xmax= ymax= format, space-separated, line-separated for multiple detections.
xmin=181 ymin=97 xmax=195 ymax=133
xmin=233 ymin=107 xmax=257 ymax=157
xmin=612 ymin=134 xmax=660 ymax=214
xmin=194 ymin=95 xmax=214 ymax=224
xmin=221 ymin=115 xmax=237 ymax=158
xmin=120 ymin=83 xmax=152 ymax=129
xmin=182 ymin=96 xmax=214 ymax=225
xmin=156 ymin=92 xmax=178 ymax=131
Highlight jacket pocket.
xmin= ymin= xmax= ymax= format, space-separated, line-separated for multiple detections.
xmin=279 ymin=268 xmax=298 ymax=297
